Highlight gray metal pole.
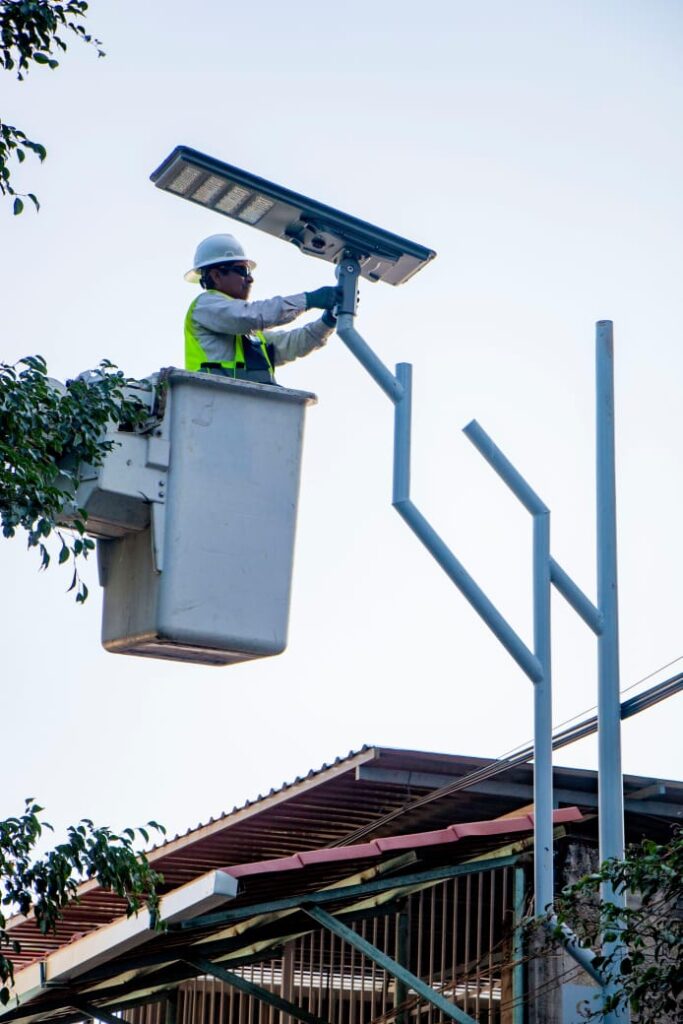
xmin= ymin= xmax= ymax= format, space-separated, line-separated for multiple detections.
xmin=335 ymin=275 xmax=631 ymax=1001
xmin=596 ymin=320 xmax=628 ymax=1023
xmin=596 ymin=320 xmax=626 ymax=864
xmin=533 ymin=510 xmax=553 ymax=916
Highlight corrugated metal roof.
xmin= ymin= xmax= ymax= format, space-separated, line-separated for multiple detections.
xmin=4 ymin=745 xmax=681 ymax=976
xmin=1 ymin=807 xmax=585 ymax=1024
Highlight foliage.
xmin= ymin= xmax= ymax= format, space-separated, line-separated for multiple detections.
xmin=549 ymin=828 xmax=683 ymax=1022
xmin=0 ymin=355 xmax=149 ymax=601
xmin=1 ymin=1 xmax=104 ymax=210
xmin=0 ymin=800 xmax=165 ymax=1005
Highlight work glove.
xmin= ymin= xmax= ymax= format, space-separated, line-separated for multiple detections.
xmin=321 ymin=309 xmax=337 ymax=328
xmin=305 ymin=286 xmax=341 ymax=311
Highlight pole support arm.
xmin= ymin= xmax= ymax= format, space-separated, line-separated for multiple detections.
xmin=394 ymin=498 xmax=543 ymax=683
xmin=463 ymin=420 xmax=549 ymax=515
xmin=335 ymin=258 xmax=404 ymax=403
xmin=549 ymin=558 xmax=603 ymax=634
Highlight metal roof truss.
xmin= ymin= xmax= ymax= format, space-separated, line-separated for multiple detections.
xmin=2 ymin=853 xmax=519 ymax=1024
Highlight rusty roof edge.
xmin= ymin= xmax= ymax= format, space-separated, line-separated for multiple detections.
xmin=217 ymin=807 xmax=584 ymax=882
xmin=2 ymin=746 xmax=380 ymax=936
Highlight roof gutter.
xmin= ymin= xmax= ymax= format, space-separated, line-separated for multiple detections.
xmin=2 ymin=870 xmax=238 ymax=1017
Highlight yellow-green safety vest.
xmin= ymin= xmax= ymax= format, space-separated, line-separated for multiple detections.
xmin=184 ymin=291 xmax=275 ymax=381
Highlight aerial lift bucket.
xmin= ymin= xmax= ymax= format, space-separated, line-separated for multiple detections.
xmin=64 ymin=370 xmax=316 ymax=666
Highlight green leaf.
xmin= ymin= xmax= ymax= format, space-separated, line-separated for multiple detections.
xmin=0 ymin=354 xmax=150 ymax=603
xmin=33 ymin=53 xmax=50 ymax=64
xmin=13 ymin=197 xmax=24 ymax=215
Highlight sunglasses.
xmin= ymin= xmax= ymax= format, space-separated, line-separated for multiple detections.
xmin=220 ymin=264 xmax=252 ymax=279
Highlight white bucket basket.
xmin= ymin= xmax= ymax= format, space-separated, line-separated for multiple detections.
xmin=79 ymin=370 xmax=315 ymax=666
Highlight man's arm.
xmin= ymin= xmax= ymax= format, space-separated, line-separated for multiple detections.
xmin=193 ymin=291 xmax=308 ymax=334
xmin=264 ymin=314 xmax=336 ymax=366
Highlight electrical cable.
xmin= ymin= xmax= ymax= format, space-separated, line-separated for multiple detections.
xmin=493 ymin=654 xmax=683 ymax=764
xmin=337 ymin=668 xmax=683 ymax=846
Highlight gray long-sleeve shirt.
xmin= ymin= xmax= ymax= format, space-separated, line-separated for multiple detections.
xmin=189 ymin=290 xmax=334 ymax=366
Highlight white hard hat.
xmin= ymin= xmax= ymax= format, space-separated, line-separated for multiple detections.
xmin=184 ymin=233 xmax=256 ymax=283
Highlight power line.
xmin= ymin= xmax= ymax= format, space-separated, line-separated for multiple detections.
xmin=495 ymin=655 xmax=683 ymax=763
xmin=338 ymin=669 xmax=683 ymax=845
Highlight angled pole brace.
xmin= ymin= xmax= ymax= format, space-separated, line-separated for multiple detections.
xmin=303 ymin=905 xmax=478 ymax=1024
xmin=463 ymin=420 xmax=602 ymax=635
xmin=184 ymin=956 xmax=330 ymax=1024
xmin=335 ymin=259 xmax=543 ymax=685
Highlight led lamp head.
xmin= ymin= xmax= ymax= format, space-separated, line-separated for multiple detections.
xmin=151 ymin=146 xmax=436 ymax=286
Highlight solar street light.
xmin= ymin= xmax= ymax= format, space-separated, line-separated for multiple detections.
xmin=150 ymin=146 xmax=436 ymax=287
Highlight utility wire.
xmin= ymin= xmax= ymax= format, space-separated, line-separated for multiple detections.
xmin=493 ymin=654 xmax=683 ymax=764
xmin=337 ymin=668 xmax=683 ymax=846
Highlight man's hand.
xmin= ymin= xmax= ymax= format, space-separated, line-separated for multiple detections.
xmin=305 ymin=286 xmax=341 ymax=310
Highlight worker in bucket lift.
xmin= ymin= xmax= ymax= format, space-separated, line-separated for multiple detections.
xmin=184 ymin=233 xmax=339 ymax=384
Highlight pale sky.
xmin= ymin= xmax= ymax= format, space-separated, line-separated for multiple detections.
xmin=1 ymin=0 xmax=682 ymax=842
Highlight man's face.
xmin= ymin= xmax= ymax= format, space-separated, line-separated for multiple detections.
xmin=209 ymin=262 xmax=254 ymax=300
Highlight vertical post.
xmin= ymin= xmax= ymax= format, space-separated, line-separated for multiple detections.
xmin=596 ymin=321 xmax=626 ymax=868
xmin=533 ymin=510 xmax=553 ymax=916
xmin=512 ymin=867 xmax=525 ymax=1024
xmin=280 ymin=942 xmax=294 ymax=1024
xmin=596 ymin=321 xmax=628 ymax=1021
xmin=395 ymin=904 xmax=409 ymax=1024
xmin=165 ymin=991 xmax=178 ymax=1024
